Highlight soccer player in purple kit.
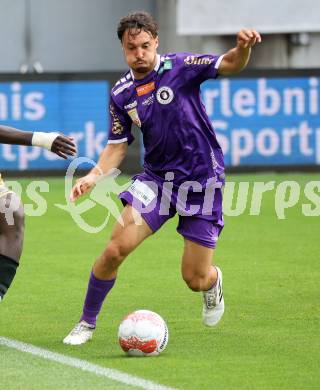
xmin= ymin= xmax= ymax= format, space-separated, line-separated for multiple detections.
xmin=63 ymin=11 xmax=261 ymax=345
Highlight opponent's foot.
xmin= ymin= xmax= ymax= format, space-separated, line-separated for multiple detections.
xmin=63 ymin=321 xmax=95 ymax=345
xmin=202 ymin=266 xmax=224 ymax=326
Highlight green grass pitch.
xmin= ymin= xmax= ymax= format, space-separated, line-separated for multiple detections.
xmin=0 ymin=173 xmax=319 ymax=389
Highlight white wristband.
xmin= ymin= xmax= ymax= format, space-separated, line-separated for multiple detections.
xmin=32 ymin=132 xmax=60 ymax=151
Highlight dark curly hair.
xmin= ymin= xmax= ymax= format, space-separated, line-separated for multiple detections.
xmin=117 ymin=11 xmax=158 ymax=42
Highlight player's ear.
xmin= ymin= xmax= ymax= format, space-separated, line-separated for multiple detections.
xmin=155 ymin=36 xmax=159 ymax=49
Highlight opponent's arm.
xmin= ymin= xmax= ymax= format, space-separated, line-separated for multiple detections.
xmin=218 ymin=29 xmax=261 ymax=76
xmin=70 ymin=142 xmax=128 ymax=201
xmin=0 ymin=125 xmax=76 ymax=159
xmin=0 ymin=125 xmax=33 ymax=145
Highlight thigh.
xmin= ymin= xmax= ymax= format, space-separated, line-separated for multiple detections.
xmin=94 ymin=205 xmax=152 ymax=278
xmin=181 ymin=238 xmax=214 ymax=279
xmin=110 ymin=204 xmax=153 ymax=253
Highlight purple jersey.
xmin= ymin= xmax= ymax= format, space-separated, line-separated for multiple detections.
xmin=108 ymin=52 xmax=225 ymax=187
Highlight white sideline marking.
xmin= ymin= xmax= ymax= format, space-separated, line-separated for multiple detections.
xmin=0 ymin=337 xmax=177 ymax=390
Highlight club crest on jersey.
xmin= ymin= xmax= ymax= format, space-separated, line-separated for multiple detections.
xmin=128 ymin=108 xmax=141 ymax=127
xmin=156 ymin=86 xmax=174 ymax=105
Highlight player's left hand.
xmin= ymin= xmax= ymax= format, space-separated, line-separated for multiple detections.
xmin=237 ymin=29 xmax=261 ymax=49
xmin=51 ymin=134 xmax=77 ymax=159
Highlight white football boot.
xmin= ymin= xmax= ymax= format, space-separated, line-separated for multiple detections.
xmin=63 ymin=321 xmax=95 ymax=345
xmin=202 ymin=266 xmax=225 ymax=326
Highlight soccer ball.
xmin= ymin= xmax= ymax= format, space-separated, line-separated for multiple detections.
xmin=118 ymin=310 xmax=169 ymax=356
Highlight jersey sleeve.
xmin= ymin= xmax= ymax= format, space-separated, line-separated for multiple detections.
xmin=107 ymin=95 xmax=134 ymax=145
xmin=175 ymin=52 xmax=224 ymax=85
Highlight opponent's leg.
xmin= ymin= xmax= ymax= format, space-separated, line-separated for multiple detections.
xmin=0 ymin=192 xmax=24 ymax=301
xmin=63 ymin=205 xmax=152 ymax=345
xmin=181 ymin=239 xmax=224 ymax=326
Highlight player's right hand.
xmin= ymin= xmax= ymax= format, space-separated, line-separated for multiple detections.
xmin=70 ymin=173 xmax=100 ymax=202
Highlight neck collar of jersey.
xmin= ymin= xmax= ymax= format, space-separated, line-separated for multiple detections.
xmin=130 ymin=54 xmax=161 ymax=81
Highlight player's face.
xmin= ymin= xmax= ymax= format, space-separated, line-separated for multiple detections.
xmin=122 ymin=29 xmax=158 ymax=79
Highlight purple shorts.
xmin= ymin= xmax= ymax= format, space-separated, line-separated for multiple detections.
xmin=119 ymin=172 xmax=224 ymax=249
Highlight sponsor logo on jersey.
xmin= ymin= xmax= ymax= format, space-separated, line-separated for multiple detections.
xmin=142 ymin=94 xmax=155 ymax=106
xmin=113 ymin=81 xmax=133 ymax=96
xmin=128 ymin=108 xmax=141 ymax=127
xmin=184 ymin=56 xmax=213 ymax=65
xmin=156 ymin=86 xmax=174 ymax=105
xmin=136 ymin=81 xmax=155 ymax=96
xmin=124 ymin=100 xmax=137 ymax=110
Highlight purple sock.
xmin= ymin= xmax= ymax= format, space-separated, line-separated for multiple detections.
xmin=80 ymin=272 xmax=116 ymax=327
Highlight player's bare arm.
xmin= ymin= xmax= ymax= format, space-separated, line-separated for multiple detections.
xmin=70 ymin=142 xmax=128 ymax=201
xmin=0 ymin=125 xmax=77 ymax=159
xmin=219 ymin=29 xmax=261 ymax=76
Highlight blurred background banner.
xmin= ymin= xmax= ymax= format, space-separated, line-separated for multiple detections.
xmin=0 ymin=0 xmax=320 ymax=172
xmin=202 ymin=76 xmax=320 ymax=167
xmin=0 ymin=80 xmax=108 ymax=170
xmin=1 ymin=73 xmax=320 ymax=171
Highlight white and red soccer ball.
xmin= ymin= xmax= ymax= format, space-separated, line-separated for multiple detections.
xmin=118 ymin=310 xmax=169 ymax=356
